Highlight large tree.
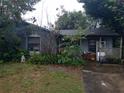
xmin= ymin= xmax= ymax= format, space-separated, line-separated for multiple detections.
xmin=0 ymin=0 xmax=40 ymax=61
xmin=0 ymin=0 xmax=40 ymax=21
xmin=55 ymin=11 xmax=88 ymax=30
xmin=79 ymin=0 xmax=124 ymax=33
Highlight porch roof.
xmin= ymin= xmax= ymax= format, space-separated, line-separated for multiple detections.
xmin=85 ymin=27 xmax=120 ymax=36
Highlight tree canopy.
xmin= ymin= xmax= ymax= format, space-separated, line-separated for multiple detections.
xmin=0 ymin=0 xmax=40 ymax=61
xmin=0 ymin=0 xmax=40 ymax=21
xmin=55 ymin=11 xmax=88 ymax=30
xmin=79 ymin=0 xmax=124 ymax=34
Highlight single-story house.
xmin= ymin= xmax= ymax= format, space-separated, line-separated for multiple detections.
xmin=15 ymin=21 xmax=57 ymax=54
xmin=58 ymin=27 xmax=121 ymax=61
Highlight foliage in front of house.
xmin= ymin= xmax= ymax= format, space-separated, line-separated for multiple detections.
xmin=28 ymin=53 xmax=85 ymax=66
xmin=28 ymin=54 xmax=58 ymax=65
xmin=0 ymin=49 xmax=29 ymax=62
xmin=0 ymin=29 xmax=29 ymax=62
xmin=27 ymin=45 xmax=85 ymax=66
xmin=57 ymin=45 xmax=85 ymax=66
xmin=0 ymin=0 xmax=40 ymax=62
xmin=28 ymin=34 xmax=85 ymax=66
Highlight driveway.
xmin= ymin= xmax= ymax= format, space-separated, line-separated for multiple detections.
xmin=82 ymin=63 xmax=124 ymax=93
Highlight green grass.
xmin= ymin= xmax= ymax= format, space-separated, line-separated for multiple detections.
xmin=0 ymin=63 xmax=84 ymax=93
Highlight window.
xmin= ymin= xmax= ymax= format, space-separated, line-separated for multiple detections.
xmin=28 ymin=36 xmax=40 ymax=52
xmin=28 ymin=44 xmax=40 ymax=51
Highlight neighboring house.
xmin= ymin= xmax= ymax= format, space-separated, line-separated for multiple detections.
xmin=15 ymin=21 xmax=57 ymax=54
xmin=59 ymin=27 xmax=121 ymax=61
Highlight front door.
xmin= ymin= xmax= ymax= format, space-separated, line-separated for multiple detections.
xmin=88 ymin=39 xmax=96 ymax=53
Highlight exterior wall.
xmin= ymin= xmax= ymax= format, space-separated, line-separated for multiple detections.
xmin=38 ymin=31 xmax=57 ymax=54
xmin=17 ymin=30 xmax=57 ymax=54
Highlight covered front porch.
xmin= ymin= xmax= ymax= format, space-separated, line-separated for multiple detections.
xmin=80 ymin=36 xmax=121 ymax=61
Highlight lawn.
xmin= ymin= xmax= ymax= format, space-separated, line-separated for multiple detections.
xmin=0 ymin=63 xmax=84 ymax=93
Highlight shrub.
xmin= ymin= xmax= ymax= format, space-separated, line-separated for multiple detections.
xmin=57 ymin=45 xmax=86 ymax=66
xmin=105 ymin=57 xmax=121 ymax=64
xmin=28 ymin=45 xmax=86 ymax=66
xmin=57 ymin=54 xmax=85 ymax=66
xmin=0 ymin=60 xmax=4 ymax=64
xmin=28 ymin=53 xmax=85 ymax=66
xmin=28 ymin=54 xmax=58 ymax=65
xmin=62 ymin=45 xmax=81 ymax=57
xmin=0 ymin=49 xmax=29 ymax=62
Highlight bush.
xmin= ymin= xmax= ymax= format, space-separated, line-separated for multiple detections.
xmin=105 ymin=57 xmax=121 ymax=64
xmin=28 ymin=54 xmax=58 ymax=65
xmin=57 ymin=45 xmax=86 ymax=66
xmin=57 ymin=54 xmax=85 ymax=66
xmin=62 ymin=45 xmax=81 ymax=57
xmin=0 ymin=49 xmax=29 ymax=62
xmin=28 ymin=45 xmax=86 ymax=66
xmin=28 ymin=53 xmax=85 ymax=66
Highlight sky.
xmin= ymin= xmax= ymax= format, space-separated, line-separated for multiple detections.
xmin=22 ymin=0 xmax=84 ymax=27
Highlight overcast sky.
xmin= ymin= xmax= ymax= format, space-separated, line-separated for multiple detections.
xmin=22 ymin=0 xmax=84 ymax=27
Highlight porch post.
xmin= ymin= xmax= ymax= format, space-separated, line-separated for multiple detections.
xmin=120 ymin=36 xmax=123 ymax=59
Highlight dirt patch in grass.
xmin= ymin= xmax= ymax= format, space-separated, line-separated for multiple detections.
xmin=0 ymin=63 xmax=84 ymax=93
xmin=82 ymin=62 xmax=124 ymax=93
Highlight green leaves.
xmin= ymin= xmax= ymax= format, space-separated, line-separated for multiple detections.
xmin=80 ymin=0 xmax=124 ymax=33
xmin=0 ymin=0 xmax=40 ymax=61
xmin=0 ymin=0 xmax=40 ymax=21
xmin=55 ymin=11 xmax=88 ymax=30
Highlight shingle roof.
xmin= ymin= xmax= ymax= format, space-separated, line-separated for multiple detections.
xmin=15 ymin=21 xmax=50 ymax=32
xmin=15 ymin=21 xmax=51 ymax=36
